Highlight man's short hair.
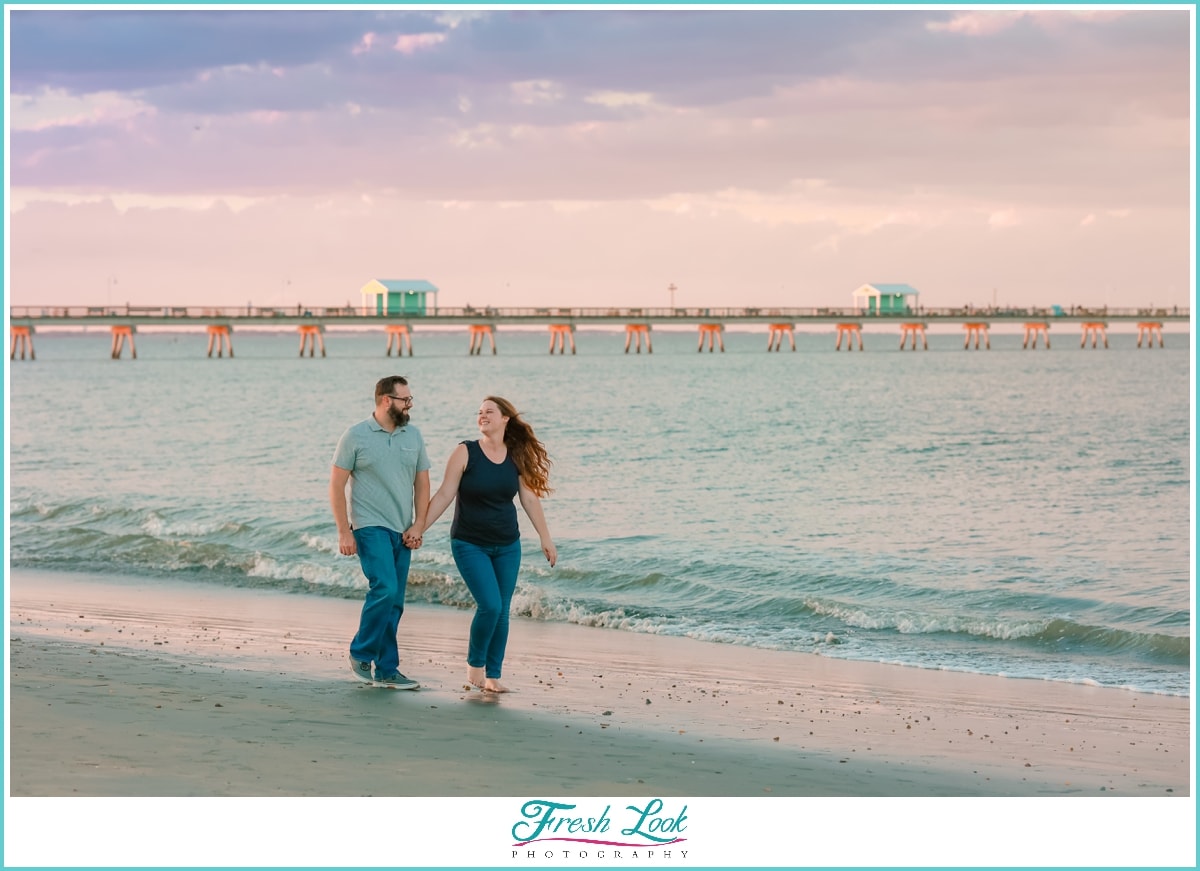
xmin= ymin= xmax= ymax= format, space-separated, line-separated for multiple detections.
xmin=375 ymin=375 xmax=409 ymax=401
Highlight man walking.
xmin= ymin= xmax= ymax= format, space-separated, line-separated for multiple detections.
xmin=330 ymin=375 xmax=430 ymax=689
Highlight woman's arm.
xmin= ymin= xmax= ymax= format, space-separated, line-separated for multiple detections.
xmin=518 ymin=480 xmax=557 ymax=567
xmin=420 ymin=443 xmax=469 ymax=535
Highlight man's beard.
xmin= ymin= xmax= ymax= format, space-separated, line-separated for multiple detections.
xmin=388 ymin=406 xmax=410 ymax=428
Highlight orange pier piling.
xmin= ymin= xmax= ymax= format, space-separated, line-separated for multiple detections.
xmin=110 ymin=325 xmax=137 ymax=359
xmin=386 ymin=324 xmax=413 ymax=356
xmin=697 ymin=323 xmax=725 ymax=352
xmin=767 ymin=323 xmax=795 ymax=352
xmin=206 ymin=324 xmax=234 ymax=358
xmin=835 ymin=323 xmax=863 ymax=351
xmin=548 ymin=324 xmax=576 ymax=355
xmin=899 ymin=323 xmax=928 ymax=351
xmin=10 ymin=325 xmax=35 ymax=360
xmin=962 ymin=322 xmax=990 ymax=350
xmin=298 ymin=324 xmax=326 ymax=357
xmin=468 ymin=324 xmax=497 ymax=355
xmin=1136 ymin=321 xmax=1164 ymax=348
xmin=1022 ymin=322 xmax=1050 ymax=349
xmin=624 ymin=324 xmax=652 ymax=354
xmin=1080 ymin=321 xmax=1108 ymax=349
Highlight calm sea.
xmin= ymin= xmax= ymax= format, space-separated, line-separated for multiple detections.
xmin=6 ymin=325 xmax=1193 ymax=696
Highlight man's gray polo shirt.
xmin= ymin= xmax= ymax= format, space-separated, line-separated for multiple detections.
xmin=332 ymin=416 xmax=431 ymax=533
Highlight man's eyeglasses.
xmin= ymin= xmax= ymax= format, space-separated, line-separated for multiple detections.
xmin=387 ymin=395 xmax=414 ymax=406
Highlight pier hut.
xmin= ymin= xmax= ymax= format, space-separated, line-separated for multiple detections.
xmin=359 ymin=279 xmax=439 ymax=316
xmin=852 ymin=283 xmax=920 ymax=315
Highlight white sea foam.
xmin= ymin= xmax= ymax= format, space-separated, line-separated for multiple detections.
xmin=140 ymin=511 xmax=243 ymax=539
xmin=246 ymin=554 xmax=356 ymax=588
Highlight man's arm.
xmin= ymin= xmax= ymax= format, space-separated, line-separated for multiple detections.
xmin=329 ymin=465 xmax=356 ymax=556
xmin=405 ymin=470 xmax=431 ymax=548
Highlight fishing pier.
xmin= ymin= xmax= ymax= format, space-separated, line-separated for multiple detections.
xmin=8 ymin=303 xmax=1190 ymax=359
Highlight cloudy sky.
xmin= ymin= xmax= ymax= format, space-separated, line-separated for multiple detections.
xmin=6 ymin=6 xmax=1193 ymax=311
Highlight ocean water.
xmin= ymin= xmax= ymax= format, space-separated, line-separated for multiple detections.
xmin=5 ymin=326 xmax=1193 ymax=695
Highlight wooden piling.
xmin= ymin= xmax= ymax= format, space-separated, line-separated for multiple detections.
xmin=468 ymin=324 xmax=497 ymax=355
xmin=10 ymin=325 xmax=35 ymax=360
xmin=206 ymin=324 xmax=234 ymax=358
xmin=1136 ymin=321 xmax=1164 ymax=348
xmin=624 ymin=324 xmax=652 ymax=354
xmin=110 ymin=325 xmax=137 ymax=359
xmin=386 ymin=324 xmax=413 ymax=356
xmin=298 ymin=324 xmax=326 ymax=357
xmin=1080 ymin=321 xmax=1108 ymax=349
xmin=835 ymin=323 xmax=863 ymax=351
xmin=697 ymin=323 xmax=725 ymax=353
xmin=1022 ymin=322 xmax=1050 ymax=350
xmin=548 ymin=324 xmax=576 ymax=355
xmin=767 ymin=323 xmax=795 ymax=352
xmin=899 ymin=323 xmax=928 ymax=351
xmin=963 ymin=322 xmax=990 ymax=350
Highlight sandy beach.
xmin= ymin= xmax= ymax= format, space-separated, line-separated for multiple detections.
xmin=6 ymin=568 xmax=1195 ymax=867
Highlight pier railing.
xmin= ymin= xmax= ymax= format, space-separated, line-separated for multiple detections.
xmin=8 ymin=304 xmax=1191 ymax=324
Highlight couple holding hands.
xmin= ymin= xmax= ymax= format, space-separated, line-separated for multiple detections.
xmin=330 ymin=375 xmax=556 ymax=693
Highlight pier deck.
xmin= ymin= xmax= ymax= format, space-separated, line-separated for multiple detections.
xmin=8 ymin=304 xmax=1190 ymax=328
xmin=9 ymin=304 xmax=1188 ymax=359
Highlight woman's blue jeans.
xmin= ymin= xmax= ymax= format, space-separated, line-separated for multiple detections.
xmin=452 ymin=538 xmax=523 ymax=679
xmin=350 ymin=526 xmax=412 ymax=678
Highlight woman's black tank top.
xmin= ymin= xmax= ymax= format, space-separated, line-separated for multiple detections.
xmin=451 ymin=440 xmax=521 ymax=546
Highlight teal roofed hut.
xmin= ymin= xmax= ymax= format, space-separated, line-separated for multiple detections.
xmin=360 ymin=279 xmax=439 ymax=316
xmin=852 ymin=283 xmax=920 ymax=315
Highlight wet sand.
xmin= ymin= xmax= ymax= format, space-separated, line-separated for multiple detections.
xmin=6 ymin=568 xmax=1194 ymax=867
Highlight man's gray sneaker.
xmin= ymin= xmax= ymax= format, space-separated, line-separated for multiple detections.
xmin=348 ymin=655 xmax=374 ymax=684
xmin=374 ymin=672 xmax=420 ymax=690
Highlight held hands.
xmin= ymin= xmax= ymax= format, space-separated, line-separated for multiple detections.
xmin=341 ymin=528 xmax=421 ymax=552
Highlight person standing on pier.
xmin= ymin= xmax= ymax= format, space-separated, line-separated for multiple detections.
xmin=330 ymin=375 xmax=430 ymax=689
xmin=420 ymin=396 xmax=557 ymax=693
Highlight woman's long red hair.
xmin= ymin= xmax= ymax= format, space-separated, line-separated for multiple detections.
xmin=487 ymin=396 xmax=553 ymax=497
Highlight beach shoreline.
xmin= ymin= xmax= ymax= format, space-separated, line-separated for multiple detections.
xmin=8 ymin=567 xmax=1192 ymax=796
xmin=5 ymin=568 xmax=1196 ymax=866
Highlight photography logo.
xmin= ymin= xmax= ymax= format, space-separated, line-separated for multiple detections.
xmin=511 ymin=798 xmax=689 ymax=861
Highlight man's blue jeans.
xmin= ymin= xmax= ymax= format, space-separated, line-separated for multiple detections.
xmin=451 ymin=538 xmax=523 ymax=679
xmin=350 ymin=526 xmax=412 ymax=678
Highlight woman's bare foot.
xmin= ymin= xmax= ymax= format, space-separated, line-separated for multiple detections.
xmin=483 ymin=678 xmax=510 ymax=693
xmin=467 ymin=666 xmax=485 ymax=688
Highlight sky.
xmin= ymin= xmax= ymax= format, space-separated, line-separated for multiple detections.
xmin=5 ymin=4 xmax=1194 ymax=312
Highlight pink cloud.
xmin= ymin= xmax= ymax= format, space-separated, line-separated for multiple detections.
xmin=353 ymin=32 xmax=376 ymax=55
xmin=927 ymin=12 xmax=1030 ymax=37
xmin=393 ymin=32 xmax=446 ymax=55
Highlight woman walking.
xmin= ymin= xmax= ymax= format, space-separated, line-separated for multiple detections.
xmin=422 ymin=396 xmax=556 ymax=692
